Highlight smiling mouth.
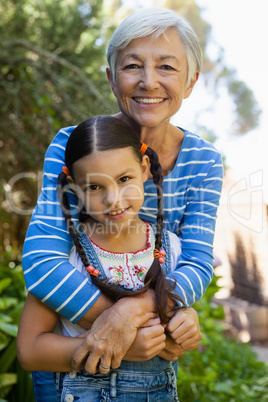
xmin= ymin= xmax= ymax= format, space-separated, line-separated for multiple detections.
xmin=107 ymin=208 xmax=127 ymax=216
xmin=133 ymin=98 xmax=166 ymax=104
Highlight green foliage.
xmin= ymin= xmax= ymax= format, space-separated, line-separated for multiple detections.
xmin=0 ymin=0 xmax=117 ymax=253
xmin=177 ymin=275 xmax=268 ymax=401
xmin=0 ymin=0 xmax=116 ymax=178
xmin=217 ymin=67 xmax=262 ymax=135
xmin=0 ymin=248 xmax=34 ymax=401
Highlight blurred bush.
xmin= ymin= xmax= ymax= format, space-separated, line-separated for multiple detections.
xmin=0 ymin=247 xmax=34 ymax=402
xmin=177 ymin=274 xmax=268 ymax=401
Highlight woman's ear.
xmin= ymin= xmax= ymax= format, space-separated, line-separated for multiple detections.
xmin=184 ymin=70 xmax=199 ymax=99
xmin=106 ymin=67 xmax=117 ymax=97
xmin=141 ymin=155 xmax=150 ymax=182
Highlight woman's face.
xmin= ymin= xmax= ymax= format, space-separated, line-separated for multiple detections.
xmin=107 ymin=28 xmax=198 ymax=130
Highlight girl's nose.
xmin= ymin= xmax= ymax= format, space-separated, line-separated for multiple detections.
xmin=104 ymin=185 xmax=120 ymax=207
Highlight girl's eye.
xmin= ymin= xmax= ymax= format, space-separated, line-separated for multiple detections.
xmin=87 ymin=184 xmax=99 ymax=192
xmin=119 ymin=176 xmax=130 ymax=183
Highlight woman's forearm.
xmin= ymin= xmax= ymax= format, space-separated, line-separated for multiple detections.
xmin=77 ymin=286 xmax=156 ymax=330
xmin=71 ymin=289 xmax=158 ymax=373
xmin=77 ymin=294 xmax=114 ymax=329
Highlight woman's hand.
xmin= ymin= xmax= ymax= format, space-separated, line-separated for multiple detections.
xmin=166 ymin=307 xmax=202 ymax=350
xmin=71 ymin=289 xmax=157 ymax=374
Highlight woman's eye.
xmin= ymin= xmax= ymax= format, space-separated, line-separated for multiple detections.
xmin=124 ymin=64 xmax=140 ymax=70
xmin=161 ymin=65 xmax=175 ymax=70
xmin=119 ymin=176 xmax=130 ymax=183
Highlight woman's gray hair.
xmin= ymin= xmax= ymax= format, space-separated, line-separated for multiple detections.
xmin=106 ymin=8 xmax=202 ymax=86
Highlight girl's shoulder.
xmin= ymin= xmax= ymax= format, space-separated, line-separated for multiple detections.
xmin=69 ymin=246 xmax=84 ymax=273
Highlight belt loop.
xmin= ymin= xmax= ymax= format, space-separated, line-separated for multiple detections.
xmin=109 ymin=372 xmax=117 ymax=398
xmin=166 ymin=370 xmax=173 ymax=394
xmin=54 ymin=372 xmax=64 ymax=398
xmin=54 ymin=372 xmax=60 ymax=389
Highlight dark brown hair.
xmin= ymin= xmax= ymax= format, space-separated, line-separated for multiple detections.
xmin=57 ymin=116 xmax=182 ymax=323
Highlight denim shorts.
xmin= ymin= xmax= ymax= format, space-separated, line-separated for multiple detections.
xmin=56 ymin=358 xmax=179 ymax=401
xmin=32 ymin=371 xmax=58 ymax=401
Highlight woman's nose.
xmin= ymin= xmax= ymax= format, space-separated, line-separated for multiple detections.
xmin=139 ymin=66 xmax=160 ymax=90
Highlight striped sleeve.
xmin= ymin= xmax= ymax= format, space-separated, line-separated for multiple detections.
xmin=140 ymin=131 xmax=224 ymax=307
xmin=22 ymin=126 xmax=101 ymax=323
xmin=167 ymin=144 xmax=223 ymax=306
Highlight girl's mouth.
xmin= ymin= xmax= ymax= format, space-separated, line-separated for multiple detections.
xmin=105 ymin=207 xmax=130 ymax=220
xmin=107 ymin=208 xmax=127 ymax=216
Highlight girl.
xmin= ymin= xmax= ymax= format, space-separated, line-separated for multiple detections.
xmin=17 ymin=116 xmax=189 ymax=401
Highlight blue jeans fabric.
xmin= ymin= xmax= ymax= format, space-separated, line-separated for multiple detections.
xmin=32 ymin=371 xmax=58 ymax=401
xmin=56 ymin=358 xmax=179 ymax=401
xmin=32 ymin=362 xmax=179 ymax=401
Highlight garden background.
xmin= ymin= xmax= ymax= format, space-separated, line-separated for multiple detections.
xmin=0 ymin=0 xmax=267 ymax=401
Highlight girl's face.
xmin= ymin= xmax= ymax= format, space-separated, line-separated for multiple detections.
xmin=106 ymin=28 xmax=198 ymax=130
xmin=68 ymin=147 xmax=149 ymax=231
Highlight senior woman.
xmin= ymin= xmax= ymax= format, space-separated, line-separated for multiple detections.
xmin=22 ymin=7 xmax=223 ymax=400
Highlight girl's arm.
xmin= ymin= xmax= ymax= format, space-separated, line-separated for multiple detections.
xmin=17 ymin=294 xmax=83 ymax=372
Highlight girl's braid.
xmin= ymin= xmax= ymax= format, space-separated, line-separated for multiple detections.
xmin=144 ymin=147 xmax=164 ymax=249
xmin=143 ymin=146 xmax=184 ymax=322
xmin=58 ymin=173 xmax=90 ymax=268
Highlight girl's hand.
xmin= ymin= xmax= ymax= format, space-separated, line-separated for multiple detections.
xmin=124 ymin=318 xmax=166 ymax=361
xmin=158 ymin=307 xmax=201 ymax=361
xmin=165 ymin=307 xmax=202 ymax=351
xmin=158 ymin=333 xmax=185 ymax=361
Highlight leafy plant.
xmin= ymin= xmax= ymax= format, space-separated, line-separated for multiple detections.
xmin=0 ymin=0 xmax=117 ymax=255
xmin=177 ymin=274 xmax=268 ymax=401
xmin=0 ymin=247 xmax=34 ymax=402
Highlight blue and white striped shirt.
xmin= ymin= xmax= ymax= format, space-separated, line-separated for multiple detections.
xmin=22 ymin=126 xmax=223 ymax=322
